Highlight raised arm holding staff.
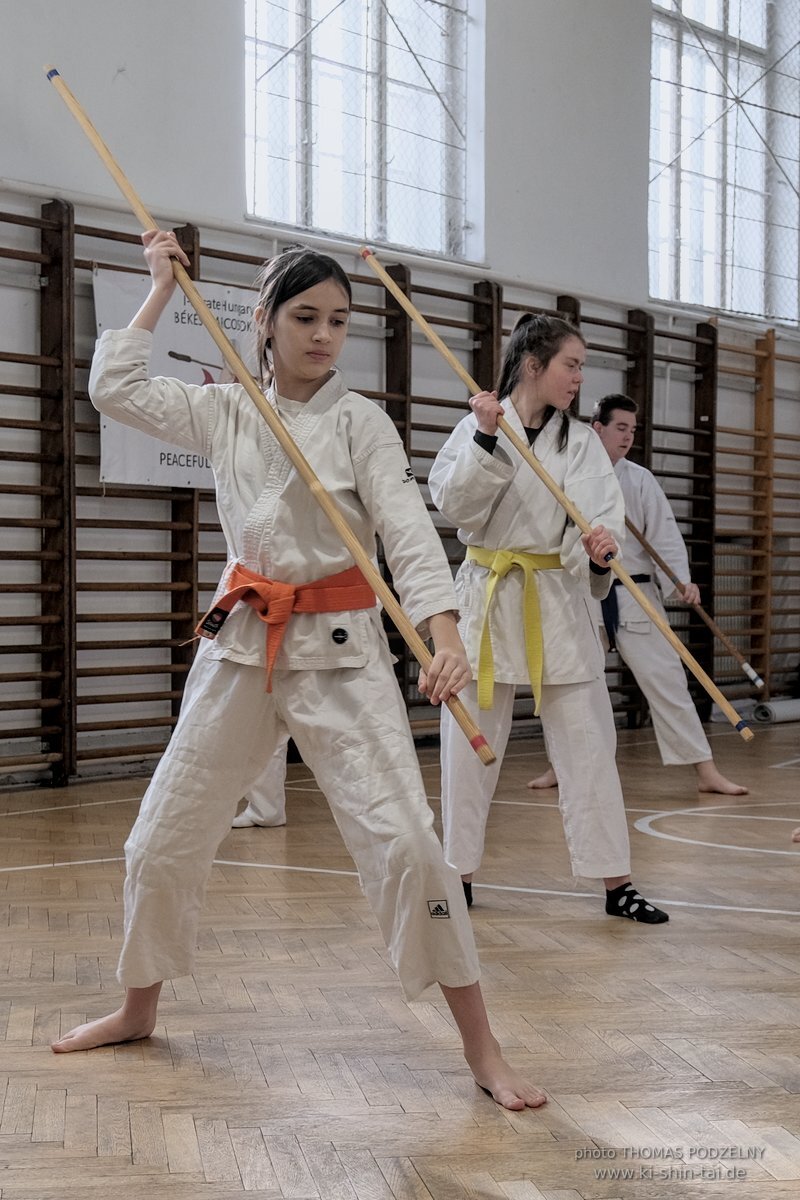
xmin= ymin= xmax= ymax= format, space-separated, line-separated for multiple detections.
xmin=429 ymin=314 xmax=670 ymax=924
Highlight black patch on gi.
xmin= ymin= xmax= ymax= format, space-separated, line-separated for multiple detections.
xmin=199 ymin=607 xmax=229 ymax=636
xmin=331 ymin=627 xmax=349 ymax=644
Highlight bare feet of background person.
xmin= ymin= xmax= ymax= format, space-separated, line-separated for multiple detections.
xmin=695 ymin=761 xmax=748 ymax=796
xmin=526 ymin=767 xmax=557 ymax=790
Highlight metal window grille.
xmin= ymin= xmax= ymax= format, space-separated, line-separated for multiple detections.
xmin=245 ymin=0 xmax=469 ymax=256
xmin=649 ymin=0 xmax=800 ymax=321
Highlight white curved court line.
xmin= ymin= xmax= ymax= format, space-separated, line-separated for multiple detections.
xmin=635 ymin=799 xmax=800 ymax=857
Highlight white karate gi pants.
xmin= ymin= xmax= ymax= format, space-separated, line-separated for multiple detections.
xmin=238 ymin=727 xmax=291 ymax=825
xmin=440 ymin=677 xmax=631 ymax=880
xmin=119 ymin=640 xmax=479 ymax=1001
xmin=611 ymin=619 xmax=712 ymax=766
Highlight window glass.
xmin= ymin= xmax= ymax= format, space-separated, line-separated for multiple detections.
xmin=246 ymin=0 xmax=473 ymax=257
xmin=649 ymin=2 xmax=800 ymax=321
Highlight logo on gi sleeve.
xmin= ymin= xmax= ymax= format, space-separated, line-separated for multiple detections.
xmin=402 ymin=467 xmax=415 ymax=484
xmin=427 ymin=899 xmax=450 ymax=918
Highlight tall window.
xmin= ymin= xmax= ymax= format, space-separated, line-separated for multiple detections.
xmin=245 ymin=0 xmax=474 ymax=258
xmin=649 ymin=1 xmax=800 ymax=321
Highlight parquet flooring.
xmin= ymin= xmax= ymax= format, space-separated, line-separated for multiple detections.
xmin=1 ymin=722 xmax=799 ymax=1198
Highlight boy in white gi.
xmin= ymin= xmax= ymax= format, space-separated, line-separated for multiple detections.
xmin=528 ymin=394 xmax=747 ymax=797
xmin=51 ymin=233 xmax=546 ymax=1111
xmin=429 ymin=315 xmax=668 ymax=924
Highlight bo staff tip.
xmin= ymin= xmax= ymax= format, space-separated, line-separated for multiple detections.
xmin=361 ymin=247 xmax=374 ymax=259
xmin=469 ymin=733 xmax=494 ymax=765
xmin=44 ymin=65 xmax=59 ymax=79
xmin=745 ymin=664 xmax=765 ymax=690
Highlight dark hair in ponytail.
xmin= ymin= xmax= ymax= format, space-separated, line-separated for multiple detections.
xmin=254 ymin=244 xmax=352 ymax=385
xmin=495 ymin=313 xmax=585 ymax=451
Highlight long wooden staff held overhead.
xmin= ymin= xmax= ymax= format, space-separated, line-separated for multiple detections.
xmin=44 ymin=66 xmax=495 ymax=766
xmin=361 ymin=249 xmax=754 ymax=742
xmin=624 ymin=517 xmax=765 ymax=690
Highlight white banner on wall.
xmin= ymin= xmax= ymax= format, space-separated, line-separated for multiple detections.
xmin=92 ymin=269 xmax=258 ymax=488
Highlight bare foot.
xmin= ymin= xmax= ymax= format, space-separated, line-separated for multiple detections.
xmin=468 ymin=1040 xmax=547 ymax=1111
xmin=527 ymin=767 xmax=557 ymax=790
xmin=792 ymin=828 xmax=800 ymax=844
xmin=51 ymin=1008 xmax=157 ymax=1053
xmin=695 ymin=764 xmax=748 ymax=795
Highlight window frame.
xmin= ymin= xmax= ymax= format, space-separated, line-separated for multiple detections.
xmin=245 ymin=0 xmax=481 ymax=261
xmin=649 ymin=1 xmax=800 ymax=322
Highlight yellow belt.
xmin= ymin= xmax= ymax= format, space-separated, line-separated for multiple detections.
xmin=466 ymin=546 xmax=562 ymax=714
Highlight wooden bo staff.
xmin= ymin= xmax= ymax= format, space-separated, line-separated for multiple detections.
xmin=44 ymin=66 xmax=495 ymax=766
xmin=361 ymin=248 xmax=754 ymax=742
xmin=624 ymin=517 xmax=765 ymax=689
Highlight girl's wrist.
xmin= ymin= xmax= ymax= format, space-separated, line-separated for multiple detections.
xmin=150 ymin=278 xmax=176 ymax=299
xmin=428 ymin=610 xmax=459 ymax=644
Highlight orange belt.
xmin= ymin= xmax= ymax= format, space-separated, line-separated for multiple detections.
xmin=196 ymin=561 xmax=376 ymax=690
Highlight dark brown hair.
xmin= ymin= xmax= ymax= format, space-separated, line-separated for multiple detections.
xmin=254 ymin=245 xmax=352 ymax=383
xmin=591 ymin=393 xmax=638 ymax=425
xmin=495 ymin=313 xmax=585 ymax=451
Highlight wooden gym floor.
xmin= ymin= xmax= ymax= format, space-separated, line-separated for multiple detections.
xmin=0 ymin=721 xmax=799 ymax=1199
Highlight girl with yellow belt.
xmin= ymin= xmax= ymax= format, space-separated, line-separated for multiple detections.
xmin=429 ymin=315 xmax=668 ymax=924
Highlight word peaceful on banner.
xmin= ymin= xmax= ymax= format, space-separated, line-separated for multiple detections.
xmin=92 ymin=268 xmax=259 ymax=488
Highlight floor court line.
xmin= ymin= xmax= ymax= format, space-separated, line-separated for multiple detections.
xmin=1 ymin=718 xmax=784 ymax=817
xmin=1 ymin=788 xmax=790 ymax=819
xmin=491 ymin=799 xmax=689 ymax=814
xmin=216 ymin=863 xmax=800 ymax=917
xmin=5 ymin=788 xmax=797 ymax=826
xmin=3 ymin=853 xmax=798 ymax=920
xmin=0 ymin=795 xmax=143 ymax=818
xmin=0 ymin=856 xmax=126 ymax=874
xmin=635 ymin=801 xmax=800 ymax=857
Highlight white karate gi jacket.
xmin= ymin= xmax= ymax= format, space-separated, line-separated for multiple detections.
xmin=428 ymin=407 xmax=625 ymax=686
xmin=587 ymin=457 xmax=710 ymax=768
xmin=607 ymin=457 xmax=691 ymax=633
xmin=89 ymin=329 xmax=458 ymax=665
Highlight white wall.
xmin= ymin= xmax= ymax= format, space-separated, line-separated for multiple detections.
xmin=2 ymin=0 xmax=245 ymax=228
xmin=1 ymin=0 xmax=650 ymax=303
xmin=483 ymin=0 xmax=651 ymax=300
